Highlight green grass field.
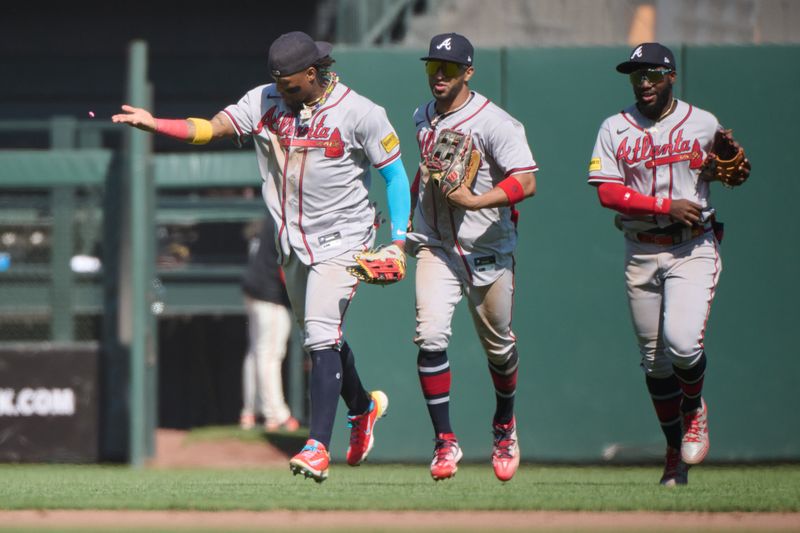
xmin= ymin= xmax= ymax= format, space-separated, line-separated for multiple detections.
xmin=1 ymin=463 xmax=798 ymax=512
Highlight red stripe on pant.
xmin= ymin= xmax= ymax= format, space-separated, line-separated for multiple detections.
xmin=419 ymin=371 xmax=451 ymax=397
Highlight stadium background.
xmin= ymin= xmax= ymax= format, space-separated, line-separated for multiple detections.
xmin=0 ymin=0 xmax=797 ymax=465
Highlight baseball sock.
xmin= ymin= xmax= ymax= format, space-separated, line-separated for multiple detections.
xmin=673 ymin=352 xmax=707 ymax=414
xmin=488 ymin=347 xmax=519 ymax=426
xmin=645 ymin=374 xmax=683 ymax=450
xmin=417 ymin=349 xmax=453 ymax=436
xmin=338 ymin=341 xmax=371 ymax=416
xmin=308 ymin=348 xmax=343 ymax=449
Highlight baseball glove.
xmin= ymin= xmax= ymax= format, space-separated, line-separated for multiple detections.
xmin=347 ymin=243 xmax=406 ymax=285
xmin=424 ymin=129 xmax=480 ymax=197
xmin=699 ymin=129 xmax=750 ymax=188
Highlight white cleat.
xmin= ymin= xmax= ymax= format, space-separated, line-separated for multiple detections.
xmin=681 ymin=399 xmax=709 ymax=465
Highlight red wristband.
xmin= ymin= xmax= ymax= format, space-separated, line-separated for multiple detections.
xmin=497 ymin=176 xmax=525 ymax=204
xmin=155 ymin=118 xmax=190 ymax=140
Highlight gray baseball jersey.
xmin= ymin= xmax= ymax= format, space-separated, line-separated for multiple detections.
xmin=407 ymin=91 xmax=537 ymax=286
xmin=588 ymin=98 xmax=723 ymax=376
xmin=222 ymin=80 xmax=402 ymax=265
xmin=588 ymin=99 xmax=720 ymax=231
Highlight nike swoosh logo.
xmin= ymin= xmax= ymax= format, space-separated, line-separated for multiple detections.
xmin=616 ymin=127 xmax=629 ymax=134
xmin=307 ymin=457 xmax=325 ymax=466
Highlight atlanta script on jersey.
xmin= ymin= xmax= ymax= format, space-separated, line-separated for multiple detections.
xmin=222 ymin=79 xmax=402 ymax=265
xmin=587 ymin=99 xmax=721 ymax=232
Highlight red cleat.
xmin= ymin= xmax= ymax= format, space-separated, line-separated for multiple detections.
xmin=491 ymin=417 xmax=520 ymax=482
xmin=346 ymin=391 xmax=389 ymax=466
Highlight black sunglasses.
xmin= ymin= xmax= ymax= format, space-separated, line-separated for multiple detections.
xmin=629 ymin=68 xmax=674 ymax=85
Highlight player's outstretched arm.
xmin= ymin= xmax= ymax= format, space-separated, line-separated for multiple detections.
xmin=112 ymin=105 xmax=235 ymax=144
xmin=448 ymin=171 xmax=536 ymax=210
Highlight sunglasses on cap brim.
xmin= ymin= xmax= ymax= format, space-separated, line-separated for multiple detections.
xmin=629 ymin=68 xmax=674 ymax=85
xmin=425 ymin=60 xmax=466 ymax=78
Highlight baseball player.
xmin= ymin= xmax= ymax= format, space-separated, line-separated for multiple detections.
xmin=239 ymin=215 xmax=298 ymax=433
xmin=587 ymin=43 xmax=750 ymax=486
xmin=408 ymin=33 xmax=538 ymax=482
xmin=112 ymin=31 xmax=411 ymax=483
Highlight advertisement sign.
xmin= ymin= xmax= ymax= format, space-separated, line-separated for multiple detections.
xmin=0 ymin=343 xmax=98 ymax=462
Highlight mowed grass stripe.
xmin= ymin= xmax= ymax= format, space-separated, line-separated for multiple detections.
xmin=1 ymin=464 xmax=798 ymax=512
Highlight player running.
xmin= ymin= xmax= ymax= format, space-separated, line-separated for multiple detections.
xmin=408 ymin=33 xmax=538 ymax=482
xmin=587 ymin=42 xmax=750 ymax=486
xmin=112 ymin=31 xmax=410 ymax=482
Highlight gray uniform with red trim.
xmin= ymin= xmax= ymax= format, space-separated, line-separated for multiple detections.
xmin=222 ymin=78 xmax=402 ymax=351
xmin=408 ymin=91 xmax=537 ymax=359
xmin=588 ymin=99 xmax=723 ymax=376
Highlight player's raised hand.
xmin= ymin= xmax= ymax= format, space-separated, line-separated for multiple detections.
xmin=669 ymin=199 xmax=703 ymax=226
xmin=111 ymin=105 xmax=156 ymax=132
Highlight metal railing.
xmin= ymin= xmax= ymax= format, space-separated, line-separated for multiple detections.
xmin=334 ymin=0 xmax=420 ymax=45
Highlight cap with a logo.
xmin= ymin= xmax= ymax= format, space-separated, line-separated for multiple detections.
xmin=616 ymin=42 xmax=676 ymax=74
xmin=421 ymin=33 xmax=474 ymax=66
xmin=268 ymin=31 xmax=333 ymax=77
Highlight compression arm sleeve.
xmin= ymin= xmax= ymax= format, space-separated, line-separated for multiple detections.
xmin=596 ymin=182 xmax=672 ymax=216
xmin=377 ymin=158 xmax=412 ymax=242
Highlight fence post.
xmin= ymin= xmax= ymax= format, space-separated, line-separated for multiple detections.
xmin=123 ymin=40 xmax=156 ymax=467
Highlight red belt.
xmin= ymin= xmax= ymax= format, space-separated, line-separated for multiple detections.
xmin=630 ymin=226 xmax=710 ymax=246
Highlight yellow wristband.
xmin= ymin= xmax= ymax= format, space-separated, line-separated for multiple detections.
xmin=187 ymin=118 xmax=213 ymax=145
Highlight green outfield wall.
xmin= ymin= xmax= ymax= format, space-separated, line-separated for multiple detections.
xmin=1 ymin=45 xmax=796 ymax=463
xmin=324 ymin=45 xmax=799 ymax=462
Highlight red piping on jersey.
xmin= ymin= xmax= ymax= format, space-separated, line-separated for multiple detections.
xmin=296 ymin=149 xmax=314 ymax=263
xmin=620 ymin=111 xmax=645 ymax=132
xmin=588 ymin=174 xmax=625 ymax=183
xmin=451 ymin=98 xmax=490 ymax=130
xmin=504 ymin=166 xmax=538 ymax=178
xmin=667 ymin=104 xmax=694 ymax=198
xmin=374 ymin=150 xmax=401 ymax=169
xmin=423 ymin=93 xmax=488 ymax=129
xmin=698 ymin=236 xmax=721 ymax=350
xmin=222 ymin=109 xmax=244 ymax=137
xmin=277 ymin=131 xmax=293 ymax=251
xmin=448 ymin=207 xmax=473 ymax=283
xmin=311 ymin=86 xmax=350 ymax=129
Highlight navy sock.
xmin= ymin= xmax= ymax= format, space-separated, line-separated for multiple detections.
xmin=308 ymin=348 xmax=343 ymax=448
xmin=339 ymin=341 xmax=371 ymax=415
xmin=488 ymin=347 xmax=519 ymax=425
xmin=417 ymin=349 xmax=453 ymax=436
xmin=673 ymin=352 xmax=707 ymax=414
xmin=645 ymin=374 xmax=683 ymax=450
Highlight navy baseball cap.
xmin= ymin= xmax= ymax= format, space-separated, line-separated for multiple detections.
xmin=268 ymin=31 xmax=333 ymax=77
xmin=421 ymin=33 xmax=474 ymax=66
xmin=616 ymin=42 xmax=676 ymax=73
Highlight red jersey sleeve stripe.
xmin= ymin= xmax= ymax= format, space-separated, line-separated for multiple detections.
xmin=504 ymin=165 xmax=538 ymax=178
xmin=222 ymin=109 xmax=244 ymax=137
xmin=588 ymin=175 xmax=624 ymax=182
xmin=373 ymin=150 xmax=401 ymax=169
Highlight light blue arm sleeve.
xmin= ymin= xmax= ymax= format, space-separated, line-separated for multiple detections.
xmin=377 ymin=158 xmax=411 ymax=242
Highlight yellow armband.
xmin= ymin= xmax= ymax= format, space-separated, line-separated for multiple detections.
xmin=187 ymin=118 xmax=213 ymax=145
